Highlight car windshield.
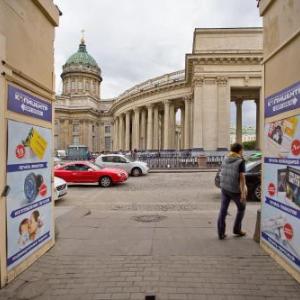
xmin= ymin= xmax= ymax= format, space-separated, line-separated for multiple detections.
xmin=125 ymin=156 xmax=134 ymax=162
xmin=245 ymin=161 xmax=259 ymax=172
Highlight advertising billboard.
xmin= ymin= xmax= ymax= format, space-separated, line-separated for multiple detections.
xmin=6 ymin=120 xmax=52 ymax=270
xmin=262 ymin=95 xmax=300 ymax=273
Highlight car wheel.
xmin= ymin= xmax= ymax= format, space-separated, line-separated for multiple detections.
xmin=253 ymin=183 xmax=261 ymax=201
xmin=99 ymin=176 xmax=112 ymax=187
xmin=131 ymin=167 xmax=142 ymax=177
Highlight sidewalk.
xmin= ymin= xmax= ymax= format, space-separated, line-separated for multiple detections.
xmin=0 ymin=204 xmax=299 ymax=300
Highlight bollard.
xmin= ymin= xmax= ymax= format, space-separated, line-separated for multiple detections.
xmin=253 ymin=209 xmax=261 ymax=243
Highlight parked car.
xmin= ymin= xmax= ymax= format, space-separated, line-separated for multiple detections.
xmin=215 ymin=160 xmax=261 ymax=201
xmin=54 ymin=176 xmax=68 ymax=201
xmin=95 ymin=154 xmax=149 ymax=176
xmin=54 ymin=161 xmax=128 ymax=187
xmin=246 ymin=152 xmax=262 ymax=161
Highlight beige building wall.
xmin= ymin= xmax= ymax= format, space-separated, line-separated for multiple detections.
xmin=0 ymin=0 xmax=59 ymax=287
xmin=259 ymin=0 xmax=300 ymax=283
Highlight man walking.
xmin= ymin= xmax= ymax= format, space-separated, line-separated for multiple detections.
xmin=217 ymin=143 xmax=247 ymax=240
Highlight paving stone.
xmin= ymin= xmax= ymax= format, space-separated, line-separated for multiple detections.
xmin=0 ymin=174 xmax=299 ymax=300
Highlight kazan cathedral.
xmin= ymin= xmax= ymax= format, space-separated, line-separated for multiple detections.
xmin=55 ymin=28 xmax=263 ymax=153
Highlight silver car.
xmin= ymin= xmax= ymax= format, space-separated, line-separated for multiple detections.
xmin=95 ymin=154 xmax=149 ymax=176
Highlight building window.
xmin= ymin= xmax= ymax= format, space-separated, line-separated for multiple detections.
xmin=105 ymin=125 xmax=111 ymax=134
xmin=85 ymin=81 xmax=89 ymax=90
xmin=105 ymin=137 xmax=111 ymax=151
xmin=72 ymin=136 xmax=79 ymax=145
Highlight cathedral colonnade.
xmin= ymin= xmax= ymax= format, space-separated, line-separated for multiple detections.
xmin=113 ymin=96 xmax=193 ymax=151
xmin=112 ymin=74 xmax=262 ymax=152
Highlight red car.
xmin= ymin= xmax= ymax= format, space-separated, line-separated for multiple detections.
xmin=54 ymin=161 xmax=128 ymax=187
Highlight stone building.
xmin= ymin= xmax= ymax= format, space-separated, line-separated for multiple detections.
xmin=55 ymin=27 xmax=263 ymax=153
xmin=55 ymin=37 xmax=114 ymax=153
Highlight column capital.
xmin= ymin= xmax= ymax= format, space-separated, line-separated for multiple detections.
xmin=146 ymin=103 xmax=154 ymax=109
xmin=125 ymin=110 xmax=131 ymax=116
xmin=216 ymin=76 xmax=228 ymax=86
xmin=134 ymin=107 xmax=140 ymax=113
xmin=192 ymin=75 xmax=204 ymax=87
xmin=184 ymin=95 xmax=192 ymax=102
xmin=164 ymin=100 xmax=170 ymax=106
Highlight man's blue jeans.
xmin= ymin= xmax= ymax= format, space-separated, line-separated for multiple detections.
xmin=217 ymin=189 xmax=246 ymax=238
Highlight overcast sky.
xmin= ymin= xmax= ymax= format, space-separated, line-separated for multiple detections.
xmin=53 ymin=0 xmax=262 ymax=126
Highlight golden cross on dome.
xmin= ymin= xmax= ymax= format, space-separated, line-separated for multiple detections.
xmin=81 ymin=29 xmax=85 ymax=43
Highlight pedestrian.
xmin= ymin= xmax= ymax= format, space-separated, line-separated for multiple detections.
xmin=217 ymin=143 xmax=247 ymax=240
xmin=132 ymin=148 xmax=138 ymax=161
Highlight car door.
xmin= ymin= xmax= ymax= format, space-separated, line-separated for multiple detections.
xmin=114 ymin=156 xmax=131 ymax=172
xmin=100 ymin=156 xmax=115 ymax=169
xmin=73 ymin=163 xmax=95 ymax=183
xmin=59 ymin=164 xmax=77 ymax=182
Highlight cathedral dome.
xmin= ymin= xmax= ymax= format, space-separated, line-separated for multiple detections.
xmin=64 ymin=39 xmax=99 ymax=69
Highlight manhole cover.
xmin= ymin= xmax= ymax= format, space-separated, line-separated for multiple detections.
xmin=132 ymin=215 xmax=167 ymax=223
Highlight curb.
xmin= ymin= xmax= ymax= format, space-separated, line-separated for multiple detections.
xmin=149 ymin=169 xmax=218 ymax=173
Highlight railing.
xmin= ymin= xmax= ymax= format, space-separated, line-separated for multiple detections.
xmin=117 ymin=70 xmax=185 ymax=100
xmin=137 ymin=151 xmax=225 ymax=169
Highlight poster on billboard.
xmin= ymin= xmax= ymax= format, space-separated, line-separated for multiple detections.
xmin=262 ymin=112 xmax=300 ymax=272
xmin=6 ymin=120 xmax=52 ymax=270
xmin=265 ymin=115 xmax=300 ymax=158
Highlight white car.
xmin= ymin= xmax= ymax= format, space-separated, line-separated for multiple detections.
xmin=54 ymin=176 xmax=68 ymax=201
xmin=95 ymin=154 xmax=149 ymax=176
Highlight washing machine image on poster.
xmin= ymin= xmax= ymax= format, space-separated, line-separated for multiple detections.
xmin=6 ymin=120 xmax=52 ymax=270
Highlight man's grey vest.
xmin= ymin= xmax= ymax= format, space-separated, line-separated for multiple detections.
xmin=220 ymin=156 xmax=243 ymax=193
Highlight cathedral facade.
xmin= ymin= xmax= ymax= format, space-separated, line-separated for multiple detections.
xmin=55 ymin=28 xmax=263 ymax=153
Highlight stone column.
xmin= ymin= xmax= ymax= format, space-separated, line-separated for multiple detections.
xmin=161 ymin=112 xmax=164 ymax=150
xmin=147 ymin=105 xmax=153 ymax=150
xmin=153 ymin=106 xmax=159 ymax=150
xmin=192 ymin=77 xmax=204 ymax=150
xmin=217 ymin=77 xmax=230 ymax=150
xmin=141 ymin=109 xmax=147 ymax=150
xmin=163 ymin=101 xmax=170 ymax=150
xmin=114 ymin=118 xmax=119 ymax=151
xmin=133 ymin=108 xmax=140 ymax=150
xmin=125 ymin=111 xmax=131 ymax=151
xmin=236 ymin=100 xmax=243 ymax=144
xmin=184 ymin=97 xmax=191 ymax=149
xmin=181 ymin=107 xmax=185 ymax=150
xmin=255 ymin=99 xmax=260 ymax=149
xmin=119 ymin=114 xmax=124 ymax=151
xmin=203 ymin=78 xmax=218 ymax=150
xmin=169 ymin=103 xmax=175 ymax=149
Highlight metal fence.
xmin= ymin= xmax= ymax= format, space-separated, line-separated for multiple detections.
xmin=137 ymin=152 xmax=226 ymax=169
xmin=56 ymin=150 xmax=257 ymax=170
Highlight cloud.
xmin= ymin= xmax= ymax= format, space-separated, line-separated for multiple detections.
xmin=54 ymin=0 xmax=262 ymax=125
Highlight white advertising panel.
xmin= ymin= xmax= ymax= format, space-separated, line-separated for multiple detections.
xmin=262 ymin=111 xmax=300 ymax=272
xmin=6 ymin=120 xmax=52 ymax=270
